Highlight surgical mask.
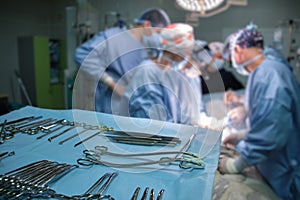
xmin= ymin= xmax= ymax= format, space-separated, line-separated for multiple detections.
xmin=142 ymin=33 xmax=162 ymax=58
xmin=172 ymin=58 xmax=200 ymax=79
xmin=142 ymin=33 xmax=161 ymax=48
xmin=231 ymin=51 xmax=263 ymax=76
xmin=184 ymin=66 xmax=201 ymax=78
xmin=172 ymin=59 xmax=187 ymax=70
xmin=230 ymin=26 xmax=263 ymax=76
xmin=212 ymin=58 xmax=224 ymax=70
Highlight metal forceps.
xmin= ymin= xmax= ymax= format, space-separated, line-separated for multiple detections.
xmin=77 ymin=146 xmax=205 ymax=169
xmin=71 ymin=172 xmax=118 ymax=200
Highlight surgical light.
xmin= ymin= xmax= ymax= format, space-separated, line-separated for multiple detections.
xmin=176 ymin=0 xmax=247 ymax=18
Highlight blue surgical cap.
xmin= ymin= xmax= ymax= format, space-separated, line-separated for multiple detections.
xmin=136 ymin=8 xmax=171 ymax=28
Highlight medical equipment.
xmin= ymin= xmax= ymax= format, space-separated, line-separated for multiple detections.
xmin=74 ymin=131 xmax=101 ymax=147
xmin=131 ymin=187 xmax=165 ymax=200
xmin=177 ymin=0 xmax=247 ymax=24
xmin=1 ymin=115 xmax=115 ymax=146
xmin=77 ymin=133 xmax=205 ymax=170
xmin=47 ymin=126 xmax=76 ymax=142
xmin=0 ymin=151 xmax=15 ymax=161
xmin=58 ymin=128 xmax=89 ymax=145
xmin=102 ymin=130 xmax=181 ymax=146
xmin=71 ymin=172 xmax=118 ymax=200
xmin=77 ymin=146 xmax=204 ymax=169
xmin=0 ymin=160 xmax=78 ymax=199
xmin=0 ymin=159 xmax=120 ymax=199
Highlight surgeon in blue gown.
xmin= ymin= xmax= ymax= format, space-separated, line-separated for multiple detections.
xmin=218 ymin=24 xmax=300 ymax=200
xmin=74 ymin=8 xmax=170 ymax=114
xmin=119 ymin=23 xmax=203 ymax=125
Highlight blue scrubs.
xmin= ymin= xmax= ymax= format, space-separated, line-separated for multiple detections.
xmin=121 ymin=60 xmax=202 ymax=125
xmin=237 ymin=58 xmax=300 ymax=199
xmin=74 ymin=27 xmax=148 ymax=114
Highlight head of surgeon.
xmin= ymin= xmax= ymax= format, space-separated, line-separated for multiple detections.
xmin=155 ymin=23 xmax=195 ymax=70
xmin=223 ymin=24 xmax=264 ymax=76
xmin=132 ymin=8 xmax=171 ymax=50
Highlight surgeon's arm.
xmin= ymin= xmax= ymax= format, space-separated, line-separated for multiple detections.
xmin=220 ymin=86 xmax=293 ymax=173
xmin=238 ymin=97 xmax=292 ymax=166
xmin=74 ymin=33 xmax=123 ymax=96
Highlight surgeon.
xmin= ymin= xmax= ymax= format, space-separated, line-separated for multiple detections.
xmin=73 ymin=8 xmax=170 ymax=114
xmin=119 ymin=23 xmax=202 ymax=125
xmin=218 ymin=24 xmax=300 ymax=200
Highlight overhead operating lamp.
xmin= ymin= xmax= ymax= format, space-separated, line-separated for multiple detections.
xmin=176 ymin=0 xmax=247 ymax=18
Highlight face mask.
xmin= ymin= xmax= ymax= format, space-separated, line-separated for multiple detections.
xmin=231 ymin=51 xmax=263 ymax=76
xmin=142 ymin=33 xmax=162 ymax=58
xmin=172 ymin=59 xmax=187 ymax=70
xmin=142 ymin=33 xmax=161 ymax=48
xmin=212 ymin=58 xmax=224 ymax=70
xmin=184 ymin=66 xmax=201 ymax=78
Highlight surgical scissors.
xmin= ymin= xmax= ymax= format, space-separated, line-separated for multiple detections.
xmin=77 ymin=145 xmax=205 ymax=169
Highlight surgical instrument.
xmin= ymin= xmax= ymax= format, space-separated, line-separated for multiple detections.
xmin=47 ymin=126 xmax=76 ymax=142
xmin=0 ymin=116 xmax=37 ymax=127
xmin=104 ymin=131 xmax=181 ymax=143
xmin=0 ymin=160 xmax=78 ymax=199
xmin=58 ymin=128 xmax=89 ymax=145
xmin=105 ymin=135 xmax=179 ymax=146
xmin=131 ymin=187 xmax=140 ymax=200
xmin=0 ymin=120 xmax=7 ymax=143
xmin=70 ymin=172 xmax=118 ymax=200
xmin=72 ymin=124 xmax=114 ymax=147
xmin=77 ymin=145 xmax=205 ymax=169
xmin=36 ymin=124 xmax=65 ymax=140
xmin=0 ymin=151 xmax=15 ymax=161
xmin=37 ymin=119 xmax=73 ymax=137
xmin=141 ymin=187 xmax=149 ymax=200
xmin=157 ymin=189 xmax=165 ymax=200
xmin=74 ymin=131 xmax=101 ymax=147
xmin=131 ymin=187 xmax=165 ymax=200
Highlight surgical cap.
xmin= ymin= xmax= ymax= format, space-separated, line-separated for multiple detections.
xmin=160 ymin=23 xmax=195 ymax=57
xmin=222 ymin=24 xmax=264 ymax=60
xmin=209 ymin=42 xmax=224 ymax=55
xmin=135 ymin=8 xmax=171 ymax=28
xmin=192 ymin=40 xmax=211 ymax=64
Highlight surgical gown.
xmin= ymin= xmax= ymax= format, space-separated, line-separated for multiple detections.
xmin=74 ymin=27 xmax=148 ymax=114
xmin=236 ymin=58 xmax=300 ymax=200
xmin=121 ymin=60 xmax=203 ymax=125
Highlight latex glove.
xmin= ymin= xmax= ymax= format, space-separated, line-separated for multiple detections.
xmin=227 ymin=105 xmax=247 ymax=123
xmin=219 ymin=155 xmax=248 ymax=174
xmin=218 ymin=156 xmax=239 ymax=174
xmin=197 ymin=112 xmax=224 ymax=130
xmin=112 ymin=83 xmax=126 ymax=97
xmin=222 ymin=130 xmax=246 ymax=149
xmin=224 ymin=90 xmax=244 ymax=107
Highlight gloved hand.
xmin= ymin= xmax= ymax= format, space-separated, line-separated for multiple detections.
xmin=218 ymin=156 xmax=239 ymax=174
xmin=197 ymin=112 xmax=224 ymax=130
xmin=112 ymin=83 xmax=126 ymax=97
xmin=228 ymin=105 xmax=247 ymax=123
xmin=218 ymin=155 xmax=248 ymax=174
xmin=222 ymin=130 xmax=246 ymax=149
xmin=224 ymin=90 xmax=244 ymax=108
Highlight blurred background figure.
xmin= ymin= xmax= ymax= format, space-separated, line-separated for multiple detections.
xmin=120 ymin=23 xmax=202 ymax=125
xmin=192 ymin=40 xmax=244 ymax=94
xmin=218 ymin=24 xmax=300 ymax=200
xmin=113 ymin=13 xmax=127 ymax=29
xmin=73 ymin=8 xmax=170 ymax=114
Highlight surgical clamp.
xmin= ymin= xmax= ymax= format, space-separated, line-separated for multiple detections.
xmin=77 ymin=145 xmax=205 ymax=169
